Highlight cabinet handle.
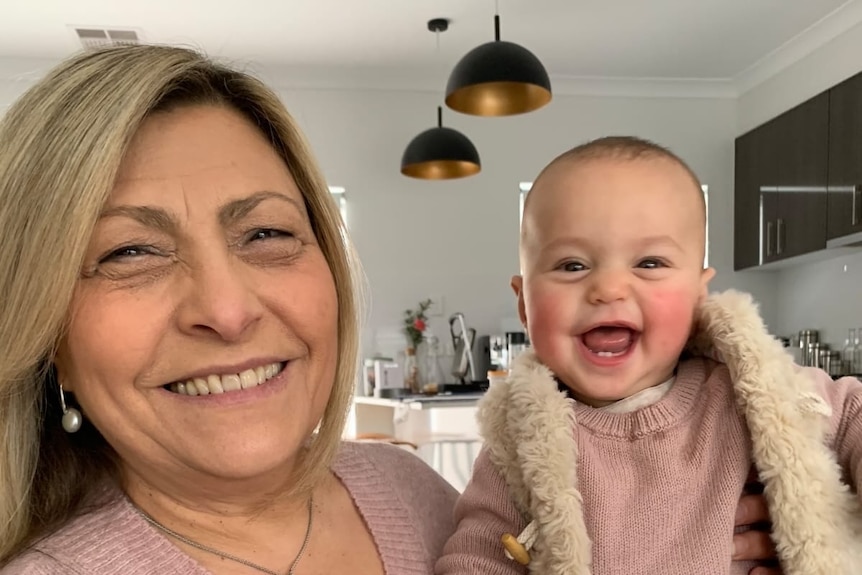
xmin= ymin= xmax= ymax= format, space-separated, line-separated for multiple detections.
xmin=776 ymin=218 xmax=784 ymax=255
xmin=854 ymin=187 xmax=861 ymax=226
xmin=766 ymin=221 xmax=773 ymax=257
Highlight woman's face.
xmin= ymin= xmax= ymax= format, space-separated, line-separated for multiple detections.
xmin=55 ymin=105 xmax=339 ymax=489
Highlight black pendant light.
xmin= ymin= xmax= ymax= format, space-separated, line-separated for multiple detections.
xmin=446 ymin=12 xmax=552 ymax=116
xmin=400 ymin=18 xmax=481 ymax=180
xmin=400 ymin=105 xmax=481 ymax=180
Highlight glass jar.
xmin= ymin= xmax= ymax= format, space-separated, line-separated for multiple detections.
xmin=403 ymin=347 xmax=420 ymax=394
xmin=422 ymin=336 xmax=444 ymax=395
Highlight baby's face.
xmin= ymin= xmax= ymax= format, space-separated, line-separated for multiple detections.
xmin=514 ymin=156 xmax=714 ymax=406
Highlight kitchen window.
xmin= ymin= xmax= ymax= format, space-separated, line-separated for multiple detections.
xmin=518 ymin=182 xmax=710 ymax=268
xmin=329 ymin=186 xmax=347 ymax=223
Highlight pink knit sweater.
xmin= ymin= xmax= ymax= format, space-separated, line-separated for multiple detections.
xmin=436 ymin=358 xmax=862 ymax=574
xmin=3 ymin=441 xmax=458 ymax=575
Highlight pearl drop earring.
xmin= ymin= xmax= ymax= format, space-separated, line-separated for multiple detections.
xmin=59 ymin=384 xmax=82 ymax=433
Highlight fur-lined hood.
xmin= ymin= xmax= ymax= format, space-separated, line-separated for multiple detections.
xmin=478 ymin=289 xmax=862 ymax=575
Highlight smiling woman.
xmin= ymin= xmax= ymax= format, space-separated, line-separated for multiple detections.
xmin=0 ymin=45 xmax=457 ymax=575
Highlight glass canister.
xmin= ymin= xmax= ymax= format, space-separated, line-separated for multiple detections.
xmin=507 ymin=332 xmax=527 ymax=365
xmin=798 ymin=329 xmax=819 ymax=366
xmin=824 ymin=351 xmax=844 ymax=377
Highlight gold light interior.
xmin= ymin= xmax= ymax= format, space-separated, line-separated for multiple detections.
xmin=401 ymin=160 xmax=481 ymax=180
xmin=446 ymin=81 xmax=552 ymax=117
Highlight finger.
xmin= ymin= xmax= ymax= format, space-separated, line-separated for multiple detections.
xmin=733 ymin=530 xmax=776 ymax=560
xmin=735 ymin=494 xmax=770 ymax=525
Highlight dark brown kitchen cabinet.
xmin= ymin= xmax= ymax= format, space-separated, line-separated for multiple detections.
xmin=827 ymin=71 xmax=862 ymax=240
xmin=771 ymin=93 xmax=829 ymax=260
xmin=735 ymin=124 xmax=778 ymax=269
xmin=734 ymin=133 xmax=758 ymax=270
xmin=733 ymin=93 xmax=829 ymax=270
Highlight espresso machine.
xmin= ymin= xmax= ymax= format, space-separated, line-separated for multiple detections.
xmin=448 ymin=312 xmax=491 ymax=391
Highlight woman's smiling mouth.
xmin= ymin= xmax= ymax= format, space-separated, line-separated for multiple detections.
xmin=166 ymin=362 xmax=285 ymax=395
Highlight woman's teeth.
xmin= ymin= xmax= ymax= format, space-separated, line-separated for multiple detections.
xmin=169 ymin=362 xmax=283 ymax=395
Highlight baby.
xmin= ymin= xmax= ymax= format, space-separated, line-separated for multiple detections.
xmin=436 ymin=136 xmax=862 ymax=575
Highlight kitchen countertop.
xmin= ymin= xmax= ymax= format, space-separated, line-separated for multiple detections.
xmin=353 ymin=392 xmax=485 ymax=410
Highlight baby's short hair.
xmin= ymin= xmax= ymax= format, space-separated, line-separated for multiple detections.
xmin=527 ymin=135 xmax=705 ymax=220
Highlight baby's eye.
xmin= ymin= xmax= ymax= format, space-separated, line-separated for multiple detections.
xmin=560 ymin=261 xmax=586 ymax=272
xmin=637 ymin=258 xmax=665 ymax=269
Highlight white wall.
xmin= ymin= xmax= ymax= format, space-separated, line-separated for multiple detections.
xmin=0 ymin=58 xmax=780 ymax=363
xmin=269 ymin=84 xmax=779 ymax=358
xmin=737 ymin=21 xmax=862 ymax=347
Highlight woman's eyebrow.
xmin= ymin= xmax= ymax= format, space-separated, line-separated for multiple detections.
xmin=218 ymin=190 xmax=304 ymax=227
xmin=97 ymin=190 xmax=304 ymax=232
xmin=98 ymin=205 xmax=177 ymax=235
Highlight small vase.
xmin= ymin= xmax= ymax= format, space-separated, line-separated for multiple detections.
xmin=403 ymin=347 xmax=421 ymax=394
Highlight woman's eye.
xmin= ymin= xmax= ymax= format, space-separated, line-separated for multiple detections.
xmin=100 ymin=245 xmax=154 ymax=263
xmin=560 ymin=261 xmax=586 ymax=272
xmin=248 ymin=228 xmax=292 ymax=242
xmin=637 ymin=258 xmax=665 ymax=269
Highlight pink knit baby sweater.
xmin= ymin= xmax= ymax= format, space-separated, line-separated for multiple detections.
xmin=436 ymin=358 xmax=862 ymax=575
xmin=3 ymin=441 xmax=458 ymax=575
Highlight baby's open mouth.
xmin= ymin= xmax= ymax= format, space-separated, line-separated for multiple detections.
xmin=164 ymin=362 xmax=285 ymax=395
xmin=581 ymin=326 xmax=638 ymax=357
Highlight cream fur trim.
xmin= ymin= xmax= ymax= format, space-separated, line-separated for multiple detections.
xmin=691 ymin=290 xmax=862 ymax=574
xmin=479 ymin=347 xmax=592 ymax=574
xmin=478 ymin=289 xmax=862 ymax=574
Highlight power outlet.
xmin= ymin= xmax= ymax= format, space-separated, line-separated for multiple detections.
xmin=427 ymin=295 xmax=445 ymax=317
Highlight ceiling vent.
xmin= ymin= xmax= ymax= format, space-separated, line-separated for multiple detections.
xmin=74 ymin=28 xmax=141 ymax=50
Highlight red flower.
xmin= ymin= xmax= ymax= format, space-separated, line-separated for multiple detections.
xmin=413 ymin=318 xmax=426 ymax=331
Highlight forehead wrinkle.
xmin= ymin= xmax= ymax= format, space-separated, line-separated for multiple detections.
xmin=218 ymin=190 xmax=306 ymax=228
xmin=98 ymin=205 xmax=179 ymax=236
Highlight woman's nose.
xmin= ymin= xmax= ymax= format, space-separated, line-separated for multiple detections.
xmin=175 ymin=253 xmax=265 ymax=342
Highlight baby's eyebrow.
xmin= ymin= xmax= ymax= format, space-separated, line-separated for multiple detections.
xmin=636 ymin=235 xmax=683 ymax=250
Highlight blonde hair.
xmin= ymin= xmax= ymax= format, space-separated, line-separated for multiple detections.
xmin=0 ymin=45 xmax=363 ymax=563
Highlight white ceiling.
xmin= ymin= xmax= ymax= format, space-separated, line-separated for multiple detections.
xmin=1 ymin=0 xmax=860 ymax=89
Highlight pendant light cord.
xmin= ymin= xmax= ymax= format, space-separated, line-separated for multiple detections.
xmin=494 ymin=0 xmax=501 ymax=41
xmin=435 ymin=23 xmax=444 ymax=126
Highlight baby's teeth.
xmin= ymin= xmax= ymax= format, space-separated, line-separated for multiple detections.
xmin=240 ymin=369 xmax=258 ymax=389
xmin=222 ymin=374 xmax=241 ymax=392
xmin=207 ymin=374 xmax=224 ymax=394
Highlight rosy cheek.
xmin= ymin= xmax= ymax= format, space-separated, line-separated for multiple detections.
xmin=524 ymin=292 xmax=568 ymax=357
xmin=643 ymin=288 xmax=698 ymax=345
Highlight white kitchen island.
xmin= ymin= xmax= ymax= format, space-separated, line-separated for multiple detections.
xmin=349 ymin=393 xmax=484 ymax=492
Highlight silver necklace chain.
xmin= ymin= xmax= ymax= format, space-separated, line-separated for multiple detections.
xmin=134 ymin=495 xmax=314 ymax=575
